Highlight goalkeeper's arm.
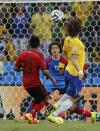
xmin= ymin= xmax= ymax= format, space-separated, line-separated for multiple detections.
xmin=42 ymin=69 xmax=56 ymax=85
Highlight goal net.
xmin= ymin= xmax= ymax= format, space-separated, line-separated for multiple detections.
xmin=0 ymin=0 xmax=99 ymax=120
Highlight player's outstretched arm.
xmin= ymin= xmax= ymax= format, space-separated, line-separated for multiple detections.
xmin=42 ymin=70 xmax=56 ymax=85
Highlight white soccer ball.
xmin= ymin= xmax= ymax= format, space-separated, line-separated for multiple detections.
xmin=51 ymin=10 xmax=64 ymax=22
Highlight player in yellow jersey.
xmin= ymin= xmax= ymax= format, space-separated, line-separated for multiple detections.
xmin=48 ymin=17 xmax=96 ymax=124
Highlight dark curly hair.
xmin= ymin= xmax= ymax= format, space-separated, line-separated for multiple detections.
xmin=48 ymin=42 xmax=62 ymax=55
xmin=29 ymin=35 xmax=40 ymax=48
xmin=66 ymin=17 xmax=83 ymax=37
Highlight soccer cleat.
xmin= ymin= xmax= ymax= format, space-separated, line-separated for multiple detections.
xmin=48 ymin=114 xmax=64 ymax=124
xmin=91 ymin=112 xmax=96 ymax=123
xmin=46 ymin=103 xmax=59 ymax=116
xmin=25 ymin=113 xmax=39 ymax=124
xmin=25 ymin=113 xmax=34 ymax=124
xmin=34 ymin=118 xmax=40 ymax=124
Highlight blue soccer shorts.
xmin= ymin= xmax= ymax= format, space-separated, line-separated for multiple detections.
xmin=64 ymin=70 xmax=83 ymax=98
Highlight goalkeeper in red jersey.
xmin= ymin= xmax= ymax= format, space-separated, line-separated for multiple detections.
xmin=15 ymin=35 xmax=56 ymax=124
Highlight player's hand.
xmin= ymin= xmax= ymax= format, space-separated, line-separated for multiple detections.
xmin=51 ymin=77 xmax=56 ymax=85
xmin=78 ymin=70 xmax=84 ymax=80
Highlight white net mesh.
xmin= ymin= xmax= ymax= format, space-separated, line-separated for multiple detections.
xmin=0 ymin=1 xmax=100 ymax=120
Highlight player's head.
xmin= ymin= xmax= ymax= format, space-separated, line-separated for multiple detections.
xmin=66 ymin=17 xmax=83 ymax=37
xmin=29 ymin=35 xmax=40 ymax=49
xmin=48 ymin=42 xmax=62 ymax=55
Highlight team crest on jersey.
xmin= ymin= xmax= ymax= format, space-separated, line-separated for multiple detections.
xmin=55 ymin=65 xmax=59 ymax=71
xmin=72 ymin=46 xmax=78 ymax=51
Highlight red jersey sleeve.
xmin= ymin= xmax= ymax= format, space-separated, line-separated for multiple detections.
xmin=60 ymin=55 xmax=68 ymax=65
xmin=83 ymin=63 xmax=88 ymax=70
xmin=59 ymin=55 xmax=68 ymax=69
xmin=83 ymin=63 xmax=88 ymax=80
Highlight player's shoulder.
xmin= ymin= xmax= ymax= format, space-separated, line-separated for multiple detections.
xmin=16 ymin=51 xmax=27 ymax=59
xmin=45 ymin=56 xmax=52 ymax=63
xmin=38 ymin=51 xmax=44 ymax=56
xmin=20 ymin=50 xmax=43 ymax=56
xmin=64 ymin=36 xmax=73 ymax=47
xmin=19 ymin=50 xmax=28 ymax=56
xmin=64 ymin=36 xmax=72 ymax=43
xmin=71 ymin=37 xmax=83 ymax=47
xmin=34 ymin=50 xmax=44 ymax=57
xmin=73 ymin=37 xmax=82 ymax=44
xmin=60 ymin=55 xmax=68 ymax=64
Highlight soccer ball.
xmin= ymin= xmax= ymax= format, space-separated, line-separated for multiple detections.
xmin=51 ymin=10 xmax=64 ymax=22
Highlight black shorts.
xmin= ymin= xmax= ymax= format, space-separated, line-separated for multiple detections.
xmin=25 ymin=85 xmax=48 ymax=104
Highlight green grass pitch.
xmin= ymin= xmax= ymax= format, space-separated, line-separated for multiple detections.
xmin=0 ymin=120 xmax=100 ymax=131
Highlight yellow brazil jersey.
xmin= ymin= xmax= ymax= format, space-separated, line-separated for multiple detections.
xmin=63 ymin=36 xmax=86 ymax=76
